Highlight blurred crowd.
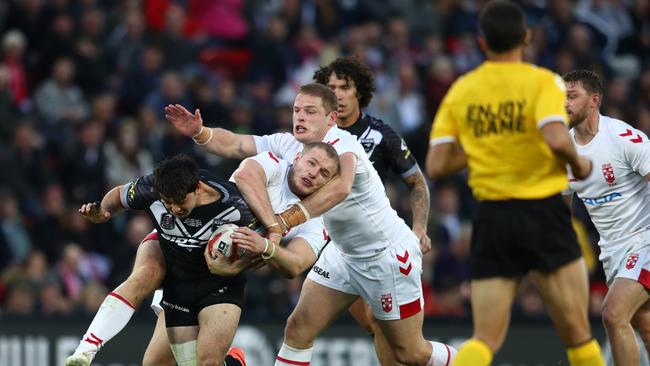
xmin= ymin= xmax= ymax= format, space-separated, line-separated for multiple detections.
xmin=0 ymin=0 xmax=648 ymax=322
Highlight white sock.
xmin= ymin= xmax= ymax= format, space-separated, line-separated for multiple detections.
xmin=275 ymin=343 xmax=313 ymax=365
xmin=73 ymin=292 xmax=136 ymax=358
xmin=427 ymin=341 xmax=457 ymax=366
xmin=170 ymin=340 xmax=197 ymax=366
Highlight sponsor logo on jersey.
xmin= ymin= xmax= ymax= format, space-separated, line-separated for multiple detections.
xmin=360 ymin=137 xmax=375 ymax=152
xmin=626 ymin=253 xmax=640 ymax=269
xmin=381 ymin=293 xmax=393 ymax=312
xmin=312 ymin=265 xmax=330 ymax=279
xmin=602 ymin=163 xmax=616 ymax=186
xmin=581 ymin=192 xmax=621 ymax=206
xmin=160 ymin=213 xmax=175 ymax=230
xmin=183 ymin=218 xmax=203 ymax=227
xmin=159 ymin=233 xmax=205 ymax=248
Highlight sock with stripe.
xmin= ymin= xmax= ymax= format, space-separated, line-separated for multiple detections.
xmin=566 ymin=339 xmax=605 ymax=366
xmin=428 ymin=341 xmax=458 ymax=366
xmin=274 ymin=343 xmax=313 ymax=366
xmin=72 ymin=292 xmax=136 ymax=359
xmin=451 ymin=338 xmax=493 ymax=366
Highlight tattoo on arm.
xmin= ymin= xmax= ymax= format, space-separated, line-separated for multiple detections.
xmin=403 ymin=169 xmax=430 ymax=229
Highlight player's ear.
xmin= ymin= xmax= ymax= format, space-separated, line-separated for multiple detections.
xmin=294 ymin=152 xmax=302 ymax=163
xmin=523 ymin=29 xmax=532 ymax=47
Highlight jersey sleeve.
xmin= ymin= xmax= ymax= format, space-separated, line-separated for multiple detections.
xmin=120 ymin=174 xmax=158 ymax=210
xmin=253 ymin=133 xmax=294 ymax=160
xmin=430 ymin=89 xmax=459 ymax=146
xmin=623 ymin=130 xmax=650 ymax=176
xmin=284 ymin=217 xmax=329 ymax=256
xmin=244 ymin=151 xmax=287 ymax=187
xmin=379 ymin=124 xmax=419 ymax=177
xmin=535 ymin=72 xmax=568 ymax=128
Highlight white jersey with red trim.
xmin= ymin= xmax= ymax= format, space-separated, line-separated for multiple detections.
xmin=254 ymin=126 xmax=414 ymax=259
xmin=229 ymin=152 xmax=329 ymax=256
xmin=568 ymin=115 xmax=650 ymax=246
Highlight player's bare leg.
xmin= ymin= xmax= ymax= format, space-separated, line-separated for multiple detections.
xmin=143 ymin=311 xmax=175 ymax=366
xmin=377 ymin=310 xmax=455 ymax=366
xmin=532 ymin=258 xmax=604 ymax=366
xmin=167 ymin=325 xmax=199 ymax=366
xmin=66 ymin=238 xmax=166 ymax=365
xmin=196 ymin=303 xmax=242 ymax=366
xmin=452 ymin=277 xmax=519 ymax=366
xmin=632 ymin=301 xmax=650 ymax=356
xmin=602 ymin=278 xmax=650 ymax=365
xmin=349 ymin=298 xmax=401 ymax=365
xmin=275 ymin=278 xmax=358 ymax=365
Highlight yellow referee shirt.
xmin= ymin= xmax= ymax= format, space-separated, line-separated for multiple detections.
xmin=430 ymin=61 xmax=569 ymax=201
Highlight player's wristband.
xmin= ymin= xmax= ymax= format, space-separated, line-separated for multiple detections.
xmin=192 ymin=127 xmax=213 ymax=145
xmin=262 ymin=238 xmax=270 ymax=255
xmin=279 ymin=204 xmax=308 ymax=229
xmin=261 ymin=241 xmax=276 ymax=260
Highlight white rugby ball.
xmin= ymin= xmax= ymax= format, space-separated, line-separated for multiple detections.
xmin=207 ymin=223 xmax=244 ymax=262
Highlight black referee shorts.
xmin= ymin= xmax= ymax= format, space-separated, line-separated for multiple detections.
xmin=470 ymin=194 xmax=582 ymax=279
xmin=162 ymin=273 xmax=246 ymax=328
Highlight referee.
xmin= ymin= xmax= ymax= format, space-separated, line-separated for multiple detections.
xmin=425 ymin=1 xmax=604 ymax=366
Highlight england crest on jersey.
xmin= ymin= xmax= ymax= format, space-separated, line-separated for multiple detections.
xmin=601 ymin=163 xmax=616 ymax=186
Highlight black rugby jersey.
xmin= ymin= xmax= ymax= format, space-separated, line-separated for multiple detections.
xmin=121 ymin=170 xmax=258 ymax=280
xmin=340 ymin=114 xmax=418 ymax=179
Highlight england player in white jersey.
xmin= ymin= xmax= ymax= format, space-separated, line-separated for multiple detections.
xmin=564 ymin=69 xmax=650 ymax=366
xmin=165 ymin=83 xmax=456 ymax=366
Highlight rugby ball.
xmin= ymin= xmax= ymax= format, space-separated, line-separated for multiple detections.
xmin=207 ymin=223 xmax=244 ymax=262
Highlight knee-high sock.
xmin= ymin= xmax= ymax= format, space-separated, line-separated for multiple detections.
xmin=73 ymin=292 xmax=136 ymax=357
xmin=427 ymin=341 xmax=458 ymax=366
xmin=275 ymin=343 xmax=313 ymax=366
xmin=566 ymin=339 xmax=605 ymax=366
xmin=451 ymin=338 xmax=492 ymax=366
xmin=170 ymin=340 xmax=197 ymax=366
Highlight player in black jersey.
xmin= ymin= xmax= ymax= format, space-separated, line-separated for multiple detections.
xmin=66 ymin=145 xmax=339 ymax=366
xmin=67 ymin=154 xmax=253 ymax=366
xmin=313 ymin=56 xmax=432 ymax=366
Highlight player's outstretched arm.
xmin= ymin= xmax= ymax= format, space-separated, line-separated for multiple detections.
xmin=78 ymin=186 xmax=127 ymax=223
xmin=403 ymin=169 xmax=432 ymax=254
xmin=541 ymin=121 xmax=592 ymax=179
xmin=277 ymin=152 xmax=356 ymax=230
xmin=164 ymin=104 xmax=258 ymax=159
xmin=425 ymin=141 xmax=467 ymax=180
xmin=232 ymin=227 xmax=317 ymax=278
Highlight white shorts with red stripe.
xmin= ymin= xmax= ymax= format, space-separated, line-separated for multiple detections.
xmin=600 ymin=229 xmax=650 ymax=288
xmin=307 ymin=235 xmax=423 ymax=320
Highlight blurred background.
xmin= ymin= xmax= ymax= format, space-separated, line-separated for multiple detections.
xmin=0 ymin=0 xmax=648 ymax=365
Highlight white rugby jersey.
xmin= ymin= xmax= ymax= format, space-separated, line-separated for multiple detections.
xmin=230 ymin=152 xmax=329 ymax=256
xmin=568 ymin=115 xmax=650 ymax=244
xmin=254 ymin=126 xmax=414 ymax=259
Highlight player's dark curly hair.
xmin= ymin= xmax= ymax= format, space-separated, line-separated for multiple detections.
xmin=313 ymin=55 xmax=376 ymax=109
xmin=154 ymin=154 xmax=200 ymax=203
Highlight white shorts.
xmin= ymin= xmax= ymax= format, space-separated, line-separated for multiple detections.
xmin=151 ymin=289 xmax=164 ymax=316
xmin=307 ymin=235 xmax=423 ymax=320
xmin=600 ymin=229 xmax=650 ymax=288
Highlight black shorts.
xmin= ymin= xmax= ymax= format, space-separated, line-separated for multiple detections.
xmin=470 ymin=194 xmax=582 ymax=279
xmin=162 ymin=273 xmax=246 ymax=328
